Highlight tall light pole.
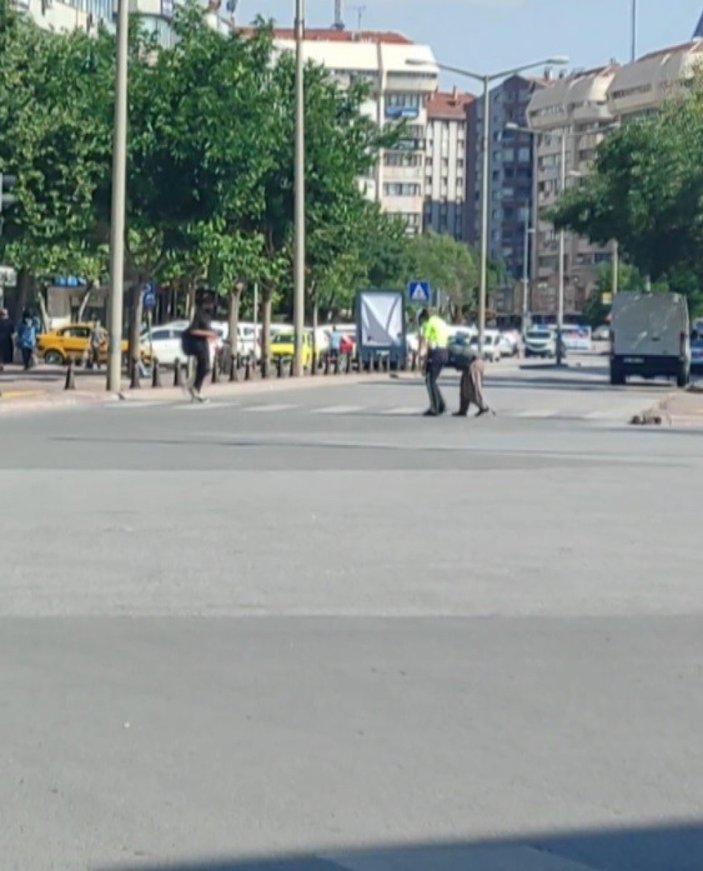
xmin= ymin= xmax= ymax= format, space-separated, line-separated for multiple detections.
xmin=522 ymin=219 xmax=535 ymax=330
xmin=106 ymin=0 xmax=129 ymax=392
xmin=293 ymin=0 xmax=306 ymax=377
xmin=631 ymin=0 xmax=638 ymax=63
xmin=557 ymin=131 xmax=567 ymax=366
xmin=407 ymin=55 xmax=568 ymax=354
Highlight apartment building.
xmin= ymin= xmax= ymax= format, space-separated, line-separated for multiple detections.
xmin=608 ymin=39 xmax=703 ymax=121
xmin=423 ymin=88 xmax=473 ymax=240
xmin=527 ymin=65 xmax=619 ymax=315
xmin=466 ymin=74 xmax=546 ymax=301
xmin=271 ymin=28 xmax=438 ymax=236
xmin=8 ymin=0 xmax=232 ymax=45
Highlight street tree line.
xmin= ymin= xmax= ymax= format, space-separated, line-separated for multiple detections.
xmin=553 ymin=74 xmax=703 ymax=317
xmin=0 ymin=0 xmax=486 ymax=371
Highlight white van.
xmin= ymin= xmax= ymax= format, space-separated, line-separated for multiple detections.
xmin=610 ymin=292 xmax=690 ymax=387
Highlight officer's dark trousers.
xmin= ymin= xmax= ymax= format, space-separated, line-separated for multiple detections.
xmin=425 ymin=348 xmax=448 ymax=414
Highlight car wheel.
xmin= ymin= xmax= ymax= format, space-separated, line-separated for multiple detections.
xmin=44 ymin=350 xmax=65 ymax=366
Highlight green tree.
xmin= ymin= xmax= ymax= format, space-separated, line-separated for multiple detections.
xmin=553 ymin=75 xmax=703 ymax=315
xmin=406 ymin=231 xmax=479 ymax=321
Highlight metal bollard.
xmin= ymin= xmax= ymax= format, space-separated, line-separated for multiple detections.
xmin=324 ymin=354 xmax=331 ymax=376
xmin=345 ymin=354 xmax=352 ymax=374
xmin=334 ymin=354 xmax=340 ymax=375
xmin=311 ymin=352 xmax=317 ymax=376
xmin=64 ymin=359 xmax=76 ymax=391
xmin=277 ymin=356 xmax=284 ymax=378
xmin=211 ymin=360 xmax=219 ymax=384
xmin=382 ymin=355 xmax=389 ymax=373
xmin=229 ymin=355 xmax=239 ymax=382
xmin=411 ymin=351 xmax=418 ymax=372
xmin=245 ymin=359 xmax=252 ymax=381
xmin=289 ymin=355 xmax=295 ymax=377
xmin=152 ymin=359 xmax=162 ymax=388
xmin=173 ymin=359 xmax=183 ymax=387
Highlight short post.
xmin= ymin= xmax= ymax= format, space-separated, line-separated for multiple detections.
xmin=277 ymin=356 xmax=283 ymax=378
xmin=151 ymin=359 xmax=162 ymax=388
xmin=173 ymin=358 xmax=183 ymax=387
xmin=334 ymin=354 xmax=340 ymax=375
xmin=324 ymin=354 xmax=331 ymax=376
xmin=130 ymin=361 xmax=140 ymax=389
xmin=64 ymin=359 xmax=76 ymax=391
xmin=311 ymin=352 xmax=317 ymax=376
xmin=229 ymin=355 xmax=239 ymax=382
xmin=211 ymin=359 xmax=219 ymax=384
xmin=345 ymin=354 xmax=352 ymax=374
xmin=245 ymin=358 xmax=252 ymax=381
xmin=289 ymin=355 xmax=295 ymax=377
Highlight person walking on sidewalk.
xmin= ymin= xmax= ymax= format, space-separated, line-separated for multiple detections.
xmin=418 ymin=308 xmax=450 ymax=417
xmin=181 ymin=301 xmax=217 ymax=403
xmin=89 ymin=321 xmax=106 ymax=370
xmin=0 ymin=309 xmax=13 ymax=371
xmin=15 ymin=310 xmax=39 ymax=371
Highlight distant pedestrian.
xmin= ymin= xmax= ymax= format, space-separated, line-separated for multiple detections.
xmin=329 ymin=325 xmax=342 ymax=359
xmin=418 ymin=307 xmax=450 ymax=416
xmin=0 ymin=308 xmax=13 ymax=370
xmin=181 ymin=301 xmax=217 ymax=402
xmin=15 ymin=309 xmax=39 ymax=371
xmin=89 ymin=321 xmax=105 ymax=370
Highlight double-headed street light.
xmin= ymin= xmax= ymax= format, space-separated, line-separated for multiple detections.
xmin=407 ymin=55 xmax=568 ymax=354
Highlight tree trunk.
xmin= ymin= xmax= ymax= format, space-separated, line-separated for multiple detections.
xmin=129 ymin=281 xmax=144 ymax=386
xmin=227 ymin=285 xmax=242 ymax=366
xmin=311 ymin=288 xmax=319 ymax=362
xmin=13 ymin=270 xmax=32 ymax=322
xmin=77 ymin=283 xmax=94 ymax=322
xmin=261 ymin=287 xmax=272 ymax=378
xmin=36 ymin=288 xmax=50 ymax=332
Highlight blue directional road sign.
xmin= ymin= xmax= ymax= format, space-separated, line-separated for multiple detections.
xmin=407 ymin=280 xmax=431 ymax=304
xmin=142 ymin=281 xmax=156 ymax=309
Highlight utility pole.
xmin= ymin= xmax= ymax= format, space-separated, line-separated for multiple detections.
xmin=478 ymin=75 xmax=490 ymax=355
xmin=107 ymin=0 xmax=129 ymax=392
xmin=631 ymin=0 xmax=637 ymax=63
xmin=293 ymin=0 xmax=306 ymax=377
xmin=556 ymin=131 xmax=566 ymax=366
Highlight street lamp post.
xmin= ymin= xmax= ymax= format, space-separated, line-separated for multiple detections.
xmin=406 ymin=55 xmax=568 ymax=354
xmin=106 ymin=0 xmax=129 ymax=392
xmin=293 ymin=0 xmax=306 ymax=377
xmin=556 ymin=131 xmax=567 ymax=366
xmin=522 ymin=220 xmax=535 ymax=330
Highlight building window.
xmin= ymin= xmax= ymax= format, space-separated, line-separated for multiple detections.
xmin=383 ymin=183 xmax=422 ymax=197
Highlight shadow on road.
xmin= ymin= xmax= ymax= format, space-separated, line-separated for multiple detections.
xmin=101 ymin=821 xmax=703 ymax=870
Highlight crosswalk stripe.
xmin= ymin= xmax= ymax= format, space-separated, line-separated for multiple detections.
xmin=107 ymin=401 xmax=167 ymax=410
xmin=244 ymin=403 xmax=298 ymax=413
xmin=175 ymin=401 xmax=233 ymax=411
xmin=383 ymin=406 xmax=422 ymax=416
xmin=514 ymin=409 xmax=556 ymax=418
xmin=313 ymin=405 xmax=365 ymax=415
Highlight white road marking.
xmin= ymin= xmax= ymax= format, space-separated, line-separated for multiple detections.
xmin=106 ymin=401 xmax=168 ymax=410
xmin=244 ymin=403 xmax=299 ymax=413
xmin=383 ymin=406 xmax=423 ymax=416
xmin=514 ymin=409 xmax=557 ymax=418
xmin=175 ymin=401 xmax=234 ymax=411
xmin=312 ymin=405 xmax=365 ymax=415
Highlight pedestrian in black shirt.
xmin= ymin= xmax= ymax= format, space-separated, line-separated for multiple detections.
xmin=181 ymin=303 xmax=217 ymax=402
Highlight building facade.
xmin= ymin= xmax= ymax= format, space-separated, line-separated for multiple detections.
xmin=466 ymin=74 xmax=546 ymax=306
xmin=527 ymin=66 xmax=619 ymax=315
xmin=423 ymin=88 xmax=473 ymax=240
xmin=271 ymin=29 xmax=439 ymax=236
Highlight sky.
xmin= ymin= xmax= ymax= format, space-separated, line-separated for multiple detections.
xmin=231 ymin=0 xmax=703 ymax=91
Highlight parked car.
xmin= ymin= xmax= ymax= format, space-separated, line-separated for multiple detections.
xmin=610 ymin=291 xmax=690 ymax=387
xmin=524 ymin=328 xmax=556 ymax=359
xmin=498 ymin=330 xmax=520 ymax=358
xmin=270 ymin=331 xmax=314 ymax=368
xmin=593 ymin=325 xmax=611 ymax=342
xmin=140 ymin=320 xmax=218 ymax=367
xmin=469 ymin=329 xmax=501 ymax=362
xmin=37 ymin=323 xmax=128 ymax=365
xmin=691 ymin=335 xmax=703 ymax=374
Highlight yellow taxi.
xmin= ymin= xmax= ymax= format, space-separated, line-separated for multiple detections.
xmin=270 ymin=331 xmax=314 ymax=368
xmin=37 ymin=323 xmax=128 ymax=365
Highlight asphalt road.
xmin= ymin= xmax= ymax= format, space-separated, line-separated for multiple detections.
xmin=2 ymin=359 xmax=703 ymax=871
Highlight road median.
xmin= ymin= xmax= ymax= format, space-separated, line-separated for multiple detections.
xmin=631 ymin=387 xmax=703 ymax=427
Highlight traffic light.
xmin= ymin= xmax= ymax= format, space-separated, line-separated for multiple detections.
xmin=0 ymin=172 xmax=18 ymax=214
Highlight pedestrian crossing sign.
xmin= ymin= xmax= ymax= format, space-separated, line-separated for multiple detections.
xmin=408 ymin=281 xmax=431 ymax=303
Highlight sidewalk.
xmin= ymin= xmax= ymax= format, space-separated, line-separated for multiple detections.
xmin=0 ymin=363 xmax=397 ymax=414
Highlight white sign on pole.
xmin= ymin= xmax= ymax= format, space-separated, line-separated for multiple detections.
xmin=359 ymin=291 xmax=404 ymax=348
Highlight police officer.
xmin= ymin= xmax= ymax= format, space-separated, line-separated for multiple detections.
xmin=418 ymin=308 xmax=450 ymax=416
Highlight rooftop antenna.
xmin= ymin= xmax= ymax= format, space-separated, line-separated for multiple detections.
xmin=333 ymin=0 xmax=344 ymax=29
xmin=350 ymin=3 xmax=366 ymax=31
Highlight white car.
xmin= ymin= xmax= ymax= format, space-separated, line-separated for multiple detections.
xmin=498 ymin=330 xmax=520 ymax=358
xmin=140 ymin=320 xmax=219 ymax=367
xmin=469 ymin=330 xmax=501 ymax=362
xmin=524 ymin=328 xmax=556 ymax=358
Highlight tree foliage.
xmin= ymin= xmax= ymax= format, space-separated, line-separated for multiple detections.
xmin=553 ymin=75 xmax=703 ymax=314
